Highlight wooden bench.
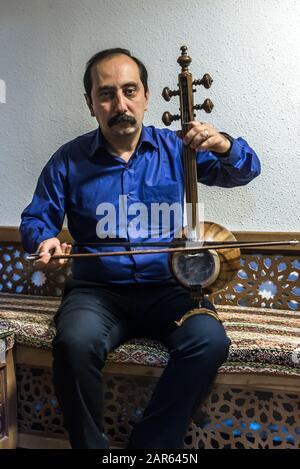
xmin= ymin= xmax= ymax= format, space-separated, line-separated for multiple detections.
xmin=0 ymin=227 xmax=299 ymax=449
xmin=0 ymin=331 xmax=16 ymax=449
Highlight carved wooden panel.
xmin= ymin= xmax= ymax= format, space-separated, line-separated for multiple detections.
xmin=186 ymin=386 xmax=300 ymax=449
xmin=0 ymin=244 xmax=71 ymax=297
xmin=214 ymin=253 xmax=300 ymax=311
xmin=16 ymin=365 xmax=300 ymax=448
xmin=16 ymin=365 xmax=66 ymax=436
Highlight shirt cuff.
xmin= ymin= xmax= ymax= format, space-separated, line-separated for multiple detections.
xmin=212 ymin=132 xmax=233 ymax=158
xmin=213 ymin=136 xmax=245 ymax=167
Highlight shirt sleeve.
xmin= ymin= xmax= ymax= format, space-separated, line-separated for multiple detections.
xmin=19 ymin=148 xmax=67 ymax=253
xmin=196 ymin=137 xmax=261 ymax=187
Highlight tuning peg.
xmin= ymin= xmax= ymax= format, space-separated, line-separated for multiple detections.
xmin=194 ymin=98 xmax=214 ymax=113
xmin=177 ymin=46 xmax=192 ymax=71
xmin=162 ymin=111 xmax=180 ymax=126
xmin=162 ymin=87 xmax=180 ymax=101
xmin=193 ymin=74 xmax=213 ymax=89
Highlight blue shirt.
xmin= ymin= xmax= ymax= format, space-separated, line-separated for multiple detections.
xmin=20 ymin=125 xmax=261 ymax=284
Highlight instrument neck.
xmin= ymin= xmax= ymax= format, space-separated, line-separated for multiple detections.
xmin=183 ymin=144 xmax=201 ymax=242
xmin=179 ymin=70 xmax=201 ymax=243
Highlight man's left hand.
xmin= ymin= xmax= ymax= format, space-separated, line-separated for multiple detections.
xmin=180 ymin=121 xmax=231 ymax=154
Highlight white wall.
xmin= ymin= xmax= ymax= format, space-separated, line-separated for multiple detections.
xmin=0 ymin=79 xmax=5 ymax=103
xmin=0 ymin=0 xmax=299 ymax=231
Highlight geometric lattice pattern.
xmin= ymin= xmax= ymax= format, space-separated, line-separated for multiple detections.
xmin=0 ymin=244 xmax=71 ymax=297
xmin=214 ymin=253 xmax=300 ymax=311
xmin=15 ymin=365 xmax=300 ymax=449
xmin=16 ymin=365 xmax=67 ymax=437
xmin=187 ymin=386 xmax=300 ymax=449
xmin=103 ymin=374 xmax=156 ymax=445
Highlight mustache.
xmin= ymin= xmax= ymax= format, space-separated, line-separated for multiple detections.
xmin=108 ymin=113 xmax=137 ymax=128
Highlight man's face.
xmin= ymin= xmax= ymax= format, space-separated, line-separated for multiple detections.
xmin=86 ymin=54 xmax=149 ymax=140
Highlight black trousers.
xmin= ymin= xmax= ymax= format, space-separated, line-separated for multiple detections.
xmin=52 ymin=281 xmax=231 ymax=449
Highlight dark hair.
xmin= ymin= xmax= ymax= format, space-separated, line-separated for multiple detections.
xmin=83 ymin=48 xmax=148 ymax=98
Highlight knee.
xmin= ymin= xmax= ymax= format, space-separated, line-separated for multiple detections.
xmin=53 ymin=330 xmax=106 ymax=371
xmin=173 ymin=325 xmax=230 ymax=369
xmin=204 ymin=331 xmax=231 ymax=367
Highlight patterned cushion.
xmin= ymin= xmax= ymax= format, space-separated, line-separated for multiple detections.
xmin=0 ymin=292 xmax=299 ymax=377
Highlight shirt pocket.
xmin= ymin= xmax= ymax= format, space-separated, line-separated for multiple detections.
xmin=142 ymin=183 xmax=181 ymax=204
xmin=70 ymin=179 xmax=120 ymax=212
xmin=142 ymin=184 xmax=183 ymax=237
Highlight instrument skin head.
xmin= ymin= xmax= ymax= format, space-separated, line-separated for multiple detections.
xmin=170 ymin=221 xmax=240 ymax=295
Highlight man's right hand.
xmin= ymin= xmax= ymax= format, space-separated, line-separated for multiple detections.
xmin=34 ymin=237 xmax=72 ymax=271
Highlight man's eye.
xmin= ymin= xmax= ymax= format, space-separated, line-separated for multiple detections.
xmin=99 ymin=90 xmax=114 ymax=101
xmin=125 ymin=88 xmax=136 ymax=96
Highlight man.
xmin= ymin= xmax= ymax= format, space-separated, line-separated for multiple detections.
xmin=20 ymin=48 xmax=261 ymax=449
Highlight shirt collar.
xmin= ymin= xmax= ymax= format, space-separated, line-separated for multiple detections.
xmin=89 ymin=125 xmax=158 ymax=158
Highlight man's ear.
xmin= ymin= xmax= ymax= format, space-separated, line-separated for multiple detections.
xmin=85 ymin=93 xmax=95 ymax=117
xmin=144 ymin=90 xmax=149 ymax=111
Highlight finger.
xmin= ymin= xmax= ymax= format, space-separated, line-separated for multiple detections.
xmin=183 ymin=122 xmax=211 ymax=146
xmin=45 ymin=255 xmax=67 ymax=271
xmin=189 ymin=130 xmax=212 ymax=150
xmin=55 ymin=243 xmax=72 ymax=267
xmin=60 ymin=243 xmax=68 ymax=254
xmin=194 ymin=135 xmax=219 ymax=152
xmin=52 ymin=243 xmax=67 ymax=266
xmin=65 ymin=244 xmax=72 ymax=255
xmin=34 ymin=256 xmax=50 ymax=269
xmin=187 ymin=121 xmax=215 ymax=134
xmin=183 ymin=126 xmax=200 ymax=145
xmin=53 ymin=243 xmax=63 ymax=254
xmin=36 ymin=242 xmax=62 ymax=269
xmin=36 ymin=239 xmax=59 ymax=259
xmin=42 ymin=260 xmax=64 ymax=272
xmin=60 ymin=243 xmax=72 ymax=255
xmin=58 ymin=245 xmax=70 ymax=266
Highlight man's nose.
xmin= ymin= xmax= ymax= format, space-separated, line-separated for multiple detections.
xmin=114 ymin=91 xmax=127 ymax=113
